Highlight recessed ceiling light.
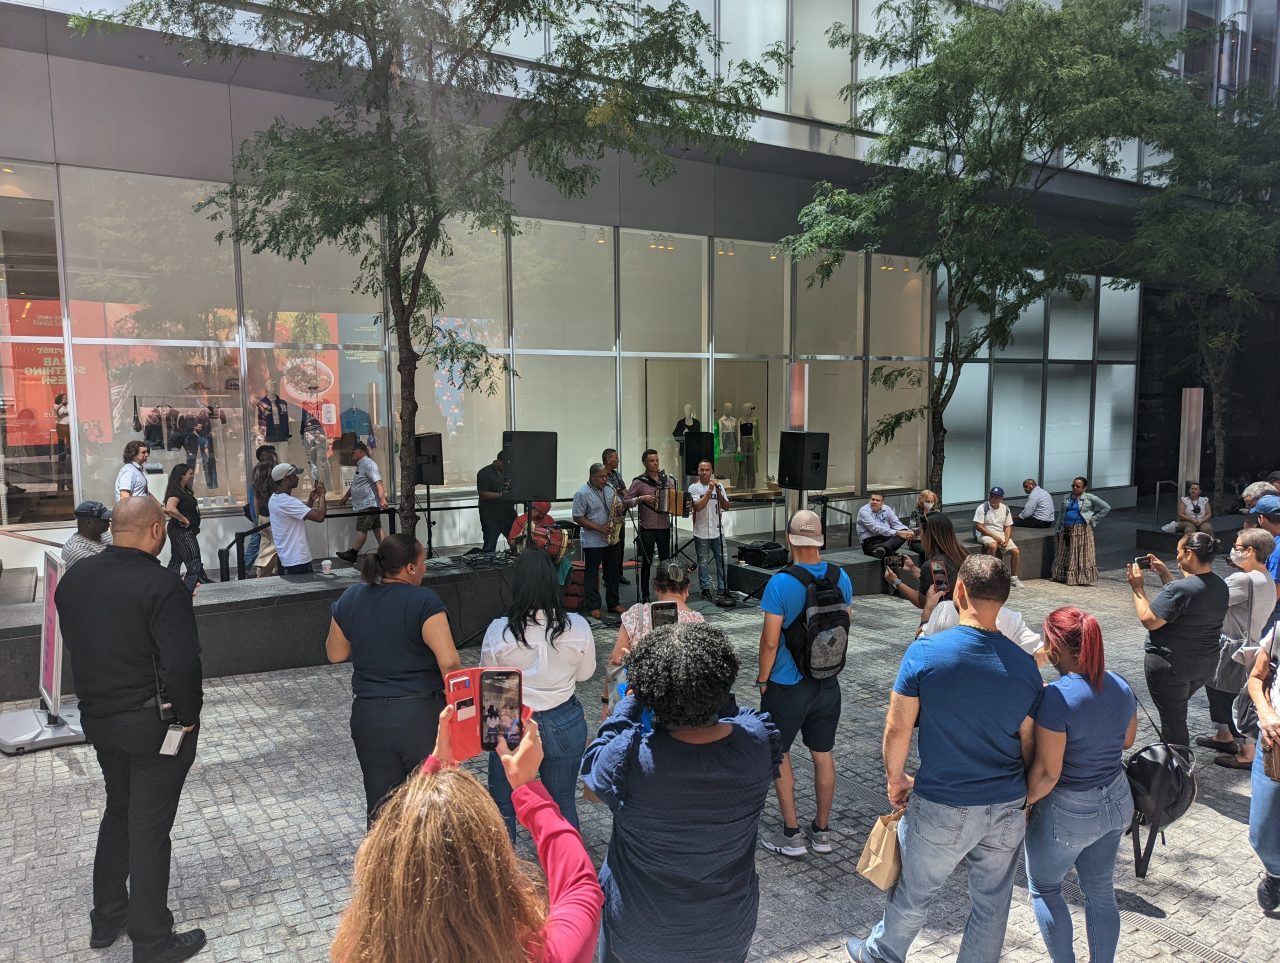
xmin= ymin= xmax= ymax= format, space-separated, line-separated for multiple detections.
xmin=1 ymin=168 xmax=12 ymax=173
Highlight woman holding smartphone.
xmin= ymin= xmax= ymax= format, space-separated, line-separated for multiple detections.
xmin=882 ymin=513 xmax=968 ymax=609
xmin=325 ymin=533 xmax=462 ymax=823
xmin=482 ymin=550 xmax=596 ymax=839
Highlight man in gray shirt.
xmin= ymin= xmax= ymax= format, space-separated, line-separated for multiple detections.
xmin=573 ymin=463 xmax=624 ymax=618
xmin=1014 ymin=478 xmax=1055 ymax=528
xmin=62 ymin=501 xmax=114 ymax=570
xmin=336 ymin=440 xmax=387 ymax=564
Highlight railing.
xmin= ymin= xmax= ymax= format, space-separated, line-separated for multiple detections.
xmin=0 ymin=531 xmax=64 ymax=549
xmin=811 ymin=495 xmax=855 ymax=548
xmin=1153 ymin=479 xmax=1179 ymax=526
xmin=218 ymin=507 xmax=401 ymax=581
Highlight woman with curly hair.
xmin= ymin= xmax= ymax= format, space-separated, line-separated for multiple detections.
xmin=331 ymin=709 xmax=602 ymax=963
xmin=582 ymin=622 xmax=782 ymax=963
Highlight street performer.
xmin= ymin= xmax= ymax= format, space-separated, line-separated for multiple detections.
xmin=573 ymin=463 xmax=626 ymax=619
xmin=508 ymin=500 xmax=571 ymax=583
xmin=625 ymin=448 xmax=677 ymax=603
xmin=689 ymin=459 xmax=733 ymax=605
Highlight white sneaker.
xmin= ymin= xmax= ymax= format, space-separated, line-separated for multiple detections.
xmin=1010 ymin=576 xmax=1023 ymax=587
xmin=759 ymin=830 xmax=807 ymax=858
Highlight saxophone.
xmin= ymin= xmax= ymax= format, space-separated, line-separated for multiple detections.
xmin=605 ymin=487 xmax=626 ymax=546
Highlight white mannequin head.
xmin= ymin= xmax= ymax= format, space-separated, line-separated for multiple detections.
xmin=743 ymin=402 xmax=755 ymax=417
xmin=683 ymin=403 xmax=694 ymax=420
xmin=721 ymin=402 xmax=734 ymax=416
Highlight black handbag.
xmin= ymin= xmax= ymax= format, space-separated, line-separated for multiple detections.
xmin=737 ymin=540 xmax=788 ymax=568
xmin=1125 ymin=698 xmax=1197 ymax=878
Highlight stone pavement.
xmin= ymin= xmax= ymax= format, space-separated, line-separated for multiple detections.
xmin=2 ymin=557 xmax=1278 ymax=961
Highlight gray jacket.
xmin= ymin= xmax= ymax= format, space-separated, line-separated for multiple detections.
xmin=1058 ymin=491 xmax=1111 ymax=528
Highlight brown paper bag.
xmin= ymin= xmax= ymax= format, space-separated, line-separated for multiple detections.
xmin=857 ymin=810 xmax=904 ymax=891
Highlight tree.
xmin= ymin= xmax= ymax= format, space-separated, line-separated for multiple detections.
xmin=781 ymin=0 xmax=1171 ymax=496
xmin=1132 ymin=80 xmax=1280 ymax=504
xmin=76 ymin=1 xmax=782 ymax=529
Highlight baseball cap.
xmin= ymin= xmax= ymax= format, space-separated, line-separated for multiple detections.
xmin=989 ymin=486 xmax=1005 ymax=497
xmin=1267 ymin=470 xmax=1280 ymax=482
xmin=1250 ymin=494 xmax=1280 ymax=516
xmin=74 ymin=500 xmax=111 ymax=520
xmin=787 ymin=509 xmax=824 ymax=547
xmin=532 ymin=501 xmax=552 ymax=514
xmin=270 ymin=462 xmax=303 ymax=482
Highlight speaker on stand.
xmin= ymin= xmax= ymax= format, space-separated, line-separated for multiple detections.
xmin=414 ymin=433 xmax=444 ymax=558
xmin=778 ymin=430 xmax=830 ymax=546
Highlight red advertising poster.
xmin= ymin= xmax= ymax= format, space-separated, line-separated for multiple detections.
xmin=39 ymin=551 xmax=64 ymax=716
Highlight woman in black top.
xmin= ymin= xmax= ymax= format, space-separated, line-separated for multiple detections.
xmin=325 ymin=533 xmax=462 ymax=823
xmin=883 ymin=513 xmax=969 ymax=608
xmin=1130 ymin=531 xmax=1230 ymax=747
xmin=162 ymin=464 xmax=208 ymax=592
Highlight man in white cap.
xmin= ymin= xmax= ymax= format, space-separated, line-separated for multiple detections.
xmin=757 ymin=509 xmax=853 ymax=858
xmin=267 ymin=463 xmax=327 ymax=575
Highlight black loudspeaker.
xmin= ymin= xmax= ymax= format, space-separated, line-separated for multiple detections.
xmin=414 ymin=432 xmax=444 ymax=486
xmin=503 ymin=430 xmax=558 ymax=501
xmin=778 ymin=430 xmax=829 ymax=491
xmin=682 ymin=431 xmax=715 ymax=476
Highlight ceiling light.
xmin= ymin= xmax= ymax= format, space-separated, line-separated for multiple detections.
xmin=1 ymin=168 xmax=12 ymax=174
xmin=596 ymin=228 xmax=606 ymax=245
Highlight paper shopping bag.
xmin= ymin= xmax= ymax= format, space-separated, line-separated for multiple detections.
xmin=857 ymin=810 xmax=904 ymax=891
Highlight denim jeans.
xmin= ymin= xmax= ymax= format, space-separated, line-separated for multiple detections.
xmin=1251 ymin=742 xmax=1280 ymax=876
xmin=694 ymin=535 xmax=726 ymax=593
xmin=487 ymin=695 xmax=588 ymax=840
xmin=243 ymin=530 xmax=260 ymax=570
xmin=1024 ymin=772 xmax=1133 ymax=963
xmin=866 ymin=792 xmax=1025 ymax=963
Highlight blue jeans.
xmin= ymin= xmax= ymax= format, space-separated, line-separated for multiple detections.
xmin=1024 ymin=772 xmax=1132 ymax=963
xmin=1251 ymin=742 xmax=1280 ymax=876
xmin=243 ymin=531 xmax=260 ymax=571
xmin=487 ymin=695 xmax=587 ymax=840
xmin=694 ymin=535 xmax=726 ymax=593
xmin=866 ymin=792 xmax=1025 ymax=963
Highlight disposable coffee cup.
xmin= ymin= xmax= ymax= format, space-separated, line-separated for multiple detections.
xmin=321 ymin=560 xmax=333 ymax=574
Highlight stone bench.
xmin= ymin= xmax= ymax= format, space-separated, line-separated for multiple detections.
xmin=959 ymin=524 xmax=1058 ymax=581
xmin=1134 ymin=513 xmax=1246 ymax=557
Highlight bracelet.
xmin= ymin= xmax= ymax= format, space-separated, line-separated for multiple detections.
xmin=756 ymin=679 xmax=769 ymax=686
xmin=601 ymin=696 xmax=610 ymax=704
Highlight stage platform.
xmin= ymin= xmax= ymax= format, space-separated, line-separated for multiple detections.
xmin=1134 ymin=513 xmax=1246 ymax=556
xmin=0 ymin=556 xmax=515 ymax=703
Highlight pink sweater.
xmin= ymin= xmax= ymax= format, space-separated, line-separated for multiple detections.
xmin=421 ymin=757 xmax=602 ymax=963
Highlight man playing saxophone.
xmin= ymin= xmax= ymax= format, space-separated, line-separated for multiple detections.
xmin=572 ymin=462 xmax=626 ymax=619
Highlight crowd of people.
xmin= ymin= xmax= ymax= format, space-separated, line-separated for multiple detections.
xmin=51 ymin=454 xmax=1280 ymax=963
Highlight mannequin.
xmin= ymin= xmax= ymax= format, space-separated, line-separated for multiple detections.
xmin=739 ymin=402 xmax=758 ymax=490
xmin=717 ymin=403 xmax=738 ymax=486
xmin=257 ymin=378 xmax=291 ymax=445
xmin=672 ymin=403 xmax=701 ymax=475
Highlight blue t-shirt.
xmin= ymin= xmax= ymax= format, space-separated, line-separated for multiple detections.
xmin=761 ymin=562 xmax=854 ymax=684
xmin=894 ymin=625 xmax=1043 ymax=807
xmin=331 ymin=583 xmax=448 ymax=697
xmin=1269 ymin=542 xmax=1280 ymax=584
xmin=1063 ymin=497 xmax=1083 ymax=527
xmin=1036 ymin=671 xmax=1136 ymax=790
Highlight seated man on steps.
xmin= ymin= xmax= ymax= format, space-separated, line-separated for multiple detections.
xmin=856 ymin=493 xmax=913 ymax=559
xmin=974 ymin=487 xmax=1023 ymax=588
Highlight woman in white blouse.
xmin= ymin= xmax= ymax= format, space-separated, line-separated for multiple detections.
xmin=482 ymin=550 xmax=596 ymax=839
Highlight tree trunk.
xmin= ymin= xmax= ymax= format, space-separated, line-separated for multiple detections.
xmin=928 ymin=406 xmax=947 ymax=497
xmin=1209 ymin=381 xmax=1227 ymax=508
xmin=393 ymin=312 xmax=421 ymax=536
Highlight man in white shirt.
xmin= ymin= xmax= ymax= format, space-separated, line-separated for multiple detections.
xmin=918 ymin=592 xmax=1046 ymax=664
xmin=1014 ymin=478 xmax=1055 ymax=528
xmin=268 ymin=463 xmax=327 ymax=575
xmin=688 ymin=459 xmax=732 ymax=604
xmin=114 ymin=441 xmax=152 ymax=501
xmin=974 ymin=487 xmax=1022 ymax=586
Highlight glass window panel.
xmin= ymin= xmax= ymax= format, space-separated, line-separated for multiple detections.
xmin=621 ymin=357 xmax=706 ymax=481
xmin=712 ymin=239 xmax=787 ymax=355
xmin=514 ymin=354 xmax=614 ymax=498
xmin=240 ymin=236 xmax=381 ymax=345
xmin=1091 ymin=365 xmax=1136 ymax=488
xmin=1249 ymin=0 xmax=1277 ymax=88
xmin=711 ymin=359 xmax=773 ymax=492
xmin=496 ymin=17 xmax=545 ymax=60
xmin=648 ymin=1 xmax=717 ymax=77
xmin=1097 ymin=281 xmax=1139 ymax=361
xmin=795 ymin=253 xmax=863 ymax=357
xmin=1 ymin=161 xmax=63 ymax=338
xmin=0 ymin=343 xmax=74 ymax=523
xmin=866 ymin=360 xmax=926 ymax=491
xmin=868 ymin=254 xmax=928 ymax=357
xmin=806 ymin=360 xmax=862 ymax=489
xmin=1185 ymin=0 xmax=1217 ymax=79
xmin=1043 ymin=363 xmax=1092 ymax=491
xmin=512 ymin=220 xmax=614 ymax=351
xmin=720 ymin=0 xmax=787 ymax=112
xmin=71 ymin=343 xmax=248 ymax=506
xmin=243 ymin=345 xmax=389 ymax=501
xmin=791 ymin=0 xmax=854 ymax=123
xmin=620 ymin=230 xmax=706 ymax=354
xmin=430 ymin=222 xmax=508 ymax=352
xmin=939 ymin=362 xmax=988 ymax=503
xmin=990 ymin=363 xmax=1044 ymax=495
xmin=60 ymin=167 xmax=237 ymax=341
xmin=994 ymin=297 xmax=1045 ymax=360
xmin=934 ymin=272 xmax=988 ymax=359
xmin=1047 ymin=279 xmax=1095 ymax=360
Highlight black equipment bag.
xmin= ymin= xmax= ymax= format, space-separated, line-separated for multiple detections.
xmin=737 ymin=540 xmax=787 ymax=568
xmin=1124 ymin=696 xmax=1198 ymax=878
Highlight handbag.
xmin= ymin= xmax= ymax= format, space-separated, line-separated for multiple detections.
xmin=1210 ymin=576 xmax=1256 ymax=692
xmin=1125 ymin=697 xmax=1198 ymax=878
xmin=857 ymin=810 xmax=904 ymax=891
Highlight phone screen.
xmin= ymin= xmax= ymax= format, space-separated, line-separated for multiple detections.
xmin=480 ymin=669 xmax=523 ymax=751
xmin=929 ymin=561 xmax=951 ymax=597
xmin=650 ymin=600 xmax=679 ymax=628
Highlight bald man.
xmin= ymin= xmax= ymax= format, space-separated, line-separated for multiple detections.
xmin=55 ymin=495 xmax=207 ymax=961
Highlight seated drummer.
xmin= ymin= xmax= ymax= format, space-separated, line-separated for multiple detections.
xmin=509 ymin=501 xmax=572 ymax=583
xmin=509 ymin=500 xmax=556 ymax=546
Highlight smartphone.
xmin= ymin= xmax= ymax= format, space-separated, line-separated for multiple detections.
xmin=1133 ymin=556 xmax=1153 ymax=570
xmin=928 ymin=560 xmax=951 ymax=597
xmin=885 ymin=554 xmax=906 ymax=570
xmin=650 ymin=600 xmax=679 ymax=628
xmin=479 ymin=668 xmax=523 ymax=751
xmin=159 ymin=724 xmax=185 ymax=757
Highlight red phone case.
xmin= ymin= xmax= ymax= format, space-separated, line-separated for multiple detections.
xmin=444 ymin=667 xmax=529 ymax=763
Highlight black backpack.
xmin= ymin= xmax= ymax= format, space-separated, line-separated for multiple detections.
xmin=1124 ymin=698 xmax=1199 ymax=878
xmin=781 ymin=565 xmax=851 ymax=680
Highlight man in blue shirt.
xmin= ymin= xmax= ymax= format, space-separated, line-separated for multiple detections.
xmin=1248 ymin=495 xmax=1280 ymax=627
xmin=757 ymin=510 xmax=853 ymax=858
xmin=846 ymin=554 xmax=1043 ymax=963
xmin=856 ymin=493 xmax=913 ymax=558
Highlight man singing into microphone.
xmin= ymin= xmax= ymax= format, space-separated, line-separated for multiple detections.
xmin=689 ymin=459 xmax=733 ymax=604
xmin=624 ymin=448 xmax=676 ymax=603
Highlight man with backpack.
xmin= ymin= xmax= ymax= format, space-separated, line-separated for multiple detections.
xmin=757 ymin=510 xmax=853 ymax=858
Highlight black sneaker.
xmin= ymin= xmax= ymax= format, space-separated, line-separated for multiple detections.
xmin=620 ymin=576 xmax=631 ymax=585
xmin=89 ymin=913 xmax=125 ymax=949
xmin=336 ymin=550 xmax=359 ymax=564
xmin=871 ymin=546 xmax=887 ymax=559
xmin=701 ymin=590 xmax=714 ymax=602
xmin=1260 ymin=874 xmax=1280 ymax=912
xmin=137 ymin=928 xmax=207 ymax=963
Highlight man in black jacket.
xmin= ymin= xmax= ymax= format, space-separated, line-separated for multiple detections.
xmin=55 ymin=496 xmax=207 ymax=963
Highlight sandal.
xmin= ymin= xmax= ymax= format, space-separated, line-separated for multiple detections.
xmin=1214 ymin=755 xmax=1253 ymax=770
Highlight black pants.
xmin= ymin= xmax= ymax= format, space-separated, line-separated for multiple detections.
xmin=82 ymin=711 xmax=198 ymax=960
xmin=637 ymin=526 xmax=672 ymax=601
xmin=279 ymin=561 xmax=313 ymax=575
xmin=166 ymin=524 xmax=205 ymax=592
xmin=1207 ymin=685 xmax=1243 ymax=738
xmin=583 ymin=543 xmax=623 ymax=612
xmin=481 ymin=519 xmax=507 ymax=553
xmin=1144 ymin=652 xmax=1217 ymax=748
xmin=350 ymin=693 xmax=444 ymax=822
xmin=862 ymin=534 xmax=905 ymax=558
xmin=1013 ymin=516 xmax=1053 ymax=528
